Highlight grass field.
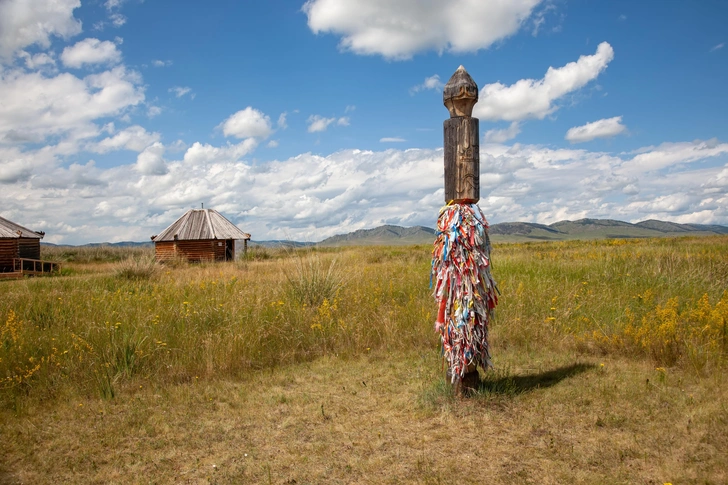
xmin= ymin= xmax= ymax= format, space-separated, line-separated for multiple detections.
xmin=1 ymin=237 xmax=727 ymax=483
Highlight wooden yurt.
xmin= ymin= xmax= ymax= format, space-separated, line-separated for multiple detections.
xmin=0 ymin=216 xmax=44 ymax=273
xmin=151 ymin=209 xmax=250 ymax=262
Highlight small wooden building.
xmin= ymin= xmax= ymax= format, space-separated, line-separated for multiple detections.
xmin=151 ymin=209 xmax=250 ymax=262
xmin=0 ymin=216 xmax=45 ymax=273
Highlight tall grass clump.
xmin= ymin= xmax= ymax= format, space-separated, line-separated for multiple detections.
xmin=114 ymin=256 xmax=159 ymax=280
xmin=284 ymin=250 xmax=346 ymax=307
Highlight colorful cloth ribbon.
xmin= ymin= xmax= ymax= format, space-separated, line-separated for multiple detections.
xmin=431 ymin=203 xmax=498 ymax=382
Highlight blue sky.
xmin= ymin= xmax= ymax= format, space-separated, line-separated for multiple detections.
xmin=1 ymin=0 xmax=727 ymax=244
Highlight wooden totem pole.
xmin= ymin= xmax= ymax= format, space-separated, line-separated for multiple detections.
xmin=443 ymin=65 xmax=479 ymax=204
xmin=431 ymin=66 xmax=498 ymax=395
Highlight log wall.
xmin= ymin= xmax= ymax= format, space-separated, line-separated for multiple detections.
xmin=155 ymin=239 xmax=234 ymax=262
xmin=154 ymin=241 xmax=177 ymax=261
xmin=18 ymin=238 xmax=40 ymax=260
xmin=213 ymin=240 xmax=226 ymax=261
xmin=0 ymin=239 xmax=19 ymax=272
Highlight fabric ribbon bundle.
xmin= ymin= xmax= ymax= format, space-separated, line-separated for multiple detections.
xmin=431 ymin=203 xmax=498 ymax=382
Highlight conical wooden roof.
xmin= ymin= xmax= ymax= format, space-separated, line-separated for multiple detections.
xmin=152 ymin=209 xmax=250 ymax=242
xmin=0 ymin=216 xmax=44 ymax=239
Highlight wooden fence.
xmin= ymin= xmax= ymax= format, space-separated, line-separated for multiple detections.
xmin=0 ymin=258 xmax=61 ymax=280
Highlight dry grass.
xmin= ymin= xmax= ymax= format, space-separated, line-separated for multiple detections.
xmin=114 ymin=255 xmax=159 ymax=281
xmin=42 ymin=244 xmax=153 ymax=264
xmin=284 ymin=248 xmax=347 ymax=307
xmin=1 ymin=236 xmax=727 ymax=483
xmin=1 ymin=348 xmax=725 ymax=484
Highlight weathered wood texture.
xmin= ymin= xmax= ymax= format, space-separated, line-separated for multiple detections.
xmin=154 ymin=239 xmax=236 ymax=262
xmin=0 ymin=272 xmax=23 ymax=280
xmin=13 ymin=258 xmax=60 ymax=275
xmin=0 ymin=239 xmax=18 ymax=272
xmin=153 ymin=209 xmax=250 ymax=242
xmin=0 ymin=217 xmax=44 ymax=273
xmin=443 ymin=66 xmax=478 ymax=118
xmin=443 ymin=117 xmax=480 ymax=203
xmin=17 ymin=238 xmax=40 ymax=260
xmin=154 ymin=241 xmax=177 ymax=261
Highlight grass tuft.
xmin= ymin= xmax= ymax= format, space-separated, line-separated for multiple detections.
xmin=284 ymin=250 xmax=346 ymax=307
xmin=114 ymin=256 xmax=159 ymax=280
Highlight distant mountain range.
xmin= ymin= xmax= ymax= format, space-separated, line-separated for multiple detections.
xmin=317 ymin=225 xmax=436 ymax=246
xmin=42 ymin=219 xmax=728 ymax=248
xmin=487 ymin=218 xmax=728 ymax=242
xmin=316 ymin=218 xmax=728 ymax=245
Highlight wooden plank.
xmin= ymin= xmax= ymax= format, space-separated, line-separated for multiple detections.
xmin=443 ymin=117 xmax=479 ymax=203
xmin=0 ymin=239 xmax=19 ymax=273
xmin=0 ymin=272 xmax=22 ymax=280
xmin=18 ymin=238 xmax=40 ymax=260
xmin=156 ymin=239 xmax=238 ymax=263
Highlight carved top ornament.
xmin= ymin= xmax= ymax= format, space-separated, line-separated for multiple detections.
xmin=443 ymin=65 xmax=478 ymax=118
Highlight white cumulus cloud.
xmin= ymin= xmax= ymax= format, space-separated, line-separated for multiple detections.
xmin=18 ymin=51 xmax=56 ymax=69
xmin=410 ymin=74 xmax=444 ymax=94
xmin=182 ymin=139 xmax=259 ymax=166
xmin=61 ymin=38 xmax=122 ymax=68
xmin=147 ymin=106 xmax=162 ymax=118
xmin=0 ymin=66 xmax=145 ymax=146
xmin=303 ymin=0 xmax=543 ymax=60
xmin=307 ymin=115 xmax=336 ymax=133
xmin=484 ymin=122 xmax=521 ymax=143
xmin=109 ymin=13 xmax=126 ymax=27
xmin=136 ymin=142 xmax=167 ymax=175
xmin=619 ymin=139 xmax=728 ymax=175
xmin=105 ymin=0 xmax=126 ymax=9
xmin=1 ymin=137 xmax=727 ymax=244
xmin=89 ymin=125 xmax=161 ymax=153
xmin=474 ymin=42 xmax=614 ymax=121
xmin=565 ymin=116 xmax=627 ymax=143
xmin=168 ymin=86 xmax=193 ymax=98
xmin=0 ymin=0 xmax=82 ymax=61
xmin=220 ymin=107 xmax=273 ymax=139
xmin=277 ymin=112 xmax=288 ymax=129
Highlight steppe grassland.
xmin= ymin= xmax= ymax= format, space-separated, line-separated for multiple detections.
xmin=1 ymin=237 xmax=727 ymax=483
xmin=1 ymin=244 xmax=435 ymax=404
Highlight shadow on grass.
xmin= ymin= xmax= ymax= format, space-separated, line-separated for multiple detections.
xmin=478 ymin=362 xmax=596 ymax=396
xmin=420 ymin=362 xmax=597 ymax=409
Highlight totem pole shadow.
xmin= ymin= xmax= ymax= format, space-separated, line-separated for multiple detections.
xmin=477 ymin=362 xmax=596 ymax=396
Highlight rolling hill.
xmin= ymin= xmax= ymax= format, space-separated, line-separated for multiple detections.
xmin=41 ymin=219 xmax=728 ymax=248
xmin=317 ymin=225 xmax=436 ymax=246
xmin=317 ymin=218 xmax=728 ymax=245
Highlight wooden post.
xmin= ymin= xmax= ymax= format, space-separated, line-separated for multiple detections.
xmin=443 ymin=65 xmax=481 ymax=395
xmin=443 ymin=65 xmax=479 ymax=204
